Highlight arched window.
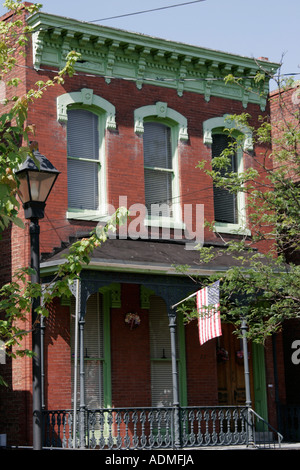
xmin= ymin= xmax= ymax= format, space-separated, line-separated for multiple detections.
xmin=134 ymin=102 xmax=188 ymax=229
xmin=203 ymin=116 xmax=252 ymax=235
xmin=143 ymin=121 xmax=173 ymax=218
xmin=67 ymin=108 xmax=100 ymax=212
xmin=57 ymin=88 xmax=116 ymax=220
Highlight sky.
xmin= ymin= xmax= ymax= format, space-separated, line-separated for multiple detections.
xmin=1 ymin=0 xmax=299 ymax=90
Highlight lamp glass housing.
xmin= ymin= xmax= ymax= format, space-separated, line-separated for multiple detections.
xmin=18 ymin=170 xmax=58 ymax=204
xmin=15 ymin=149 xmax=60 ymax=219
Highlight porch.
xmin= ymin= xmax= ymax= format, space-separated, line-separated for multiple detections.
xmin=40 ymin=239 xmax=283 ymax=450
xmin=43 ymin=405 xmax=283 ymax=450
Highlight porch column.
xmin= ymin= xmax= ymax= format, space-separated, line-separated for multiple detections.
xmin=41 ymin=314 xmax=45 ymax=410
xmin=73 ymin=279 xmax=87 ymax=449
xmin=79 ymin=315 xmax=86 ymax=448
xmin=168 ymin=310 xmax=181 ymax=448
xmin=241 ymin=319 xmax=254 ymax=444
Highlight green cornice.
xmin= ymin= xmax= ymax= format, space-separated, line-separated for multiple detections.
xmin=28 ymin=12 xmax=279 ymax=110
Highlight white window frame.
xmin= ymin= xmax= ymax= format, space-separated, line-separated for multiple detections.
xmin=57 ymin=88 xmax=116 ymax=221
xmin=203 ymin=115 xmax=253 ymax=236
xmin=134 ymin=102 xmax=188 ymax=230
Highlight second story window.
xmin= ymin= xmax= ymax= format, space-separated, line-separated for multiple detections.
xmin=67 ymin=109 xmax=100 ymax=211
xmin=203 ymin=116 xmax=253 ymax=236
xmin=143 ymin=122 xmax=173 ymax=218
xmin=212 ymin=133 xmax=238 ymax=224
xmin=134 ymin=102 xmax=188 ymax=230
xmin=57 ymin=88 xmax=116 ymax=221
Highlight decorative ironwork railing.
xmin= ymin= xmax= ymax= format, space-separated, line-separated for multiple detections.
xmin=249 ymin=408 xmax=283 ymax=449
xmin=42 ymin=405 xmax=276 ymax=450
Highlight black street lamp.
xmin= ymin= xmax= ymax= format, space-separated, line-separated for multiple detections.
xmin=15 ymin=148 xmax=60 ymax=450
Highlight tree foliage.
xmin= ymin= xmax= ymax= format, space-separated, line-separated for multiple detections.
xmin=179 ymin=70 xmax=300 ymax=343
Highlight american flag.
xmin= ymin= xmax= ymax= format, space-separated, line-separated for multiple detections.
xmin=197 ymin=280 xmax=222 ymax=345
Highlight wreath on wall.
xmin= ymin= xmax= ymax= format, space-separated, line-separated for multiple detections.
xmin=124 ymin=312 xmax=141 ymax=330
xmin=216 ymin=347 xmax=229 ymax=363
xmin=236 ymin=350 xmax=250 ymax=364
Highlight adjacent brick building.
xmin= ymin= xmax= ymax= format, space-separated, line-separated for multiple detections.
xmin=269 ymin=85 xmax=300 ymax=440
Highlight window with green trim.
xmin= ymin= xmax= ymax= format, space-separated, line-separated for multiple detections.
xmin=149 ymin=295 xmax=174 ymax=406
xmin=71 ymin=293 xmax=104 ymax=408
xmin=143 ymin=122 xmax=174 ymax=218
xmin=134 ymin=102 xmax=187 ymax=229
xmin=203 ymin=115 xmax=252 ymax=236
xmin=149 ymin=295 xmax=188 ymax=407
xmin=57 ymin=88 xmax=116 ymax=221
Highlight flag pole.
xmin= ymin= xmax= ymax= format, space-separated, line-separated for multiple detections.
xmin=171 ymin=278 xmax=223 ymax=310
xmin=171 ymin=291 xmax=198 ymax=309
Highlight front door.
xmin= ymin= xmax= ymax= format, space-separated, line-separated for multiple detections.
xmin=217 ymin=323 xmax=253 ymax=405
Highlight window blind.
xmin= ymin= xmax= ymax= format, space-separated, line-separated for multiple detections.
xmin=67 ymin=109 xmax=100 ymax=211
xmin=212 ymin=133 xmax=238 ymax=224
xmin=71 ymin=293 xmax=104 ymax=409
xmin=67 ymin=159 xmax=99 ymax=210
xmin=149 ymin=295 xmax=177 ymax=407
xmin=143 ymin=122 xmax=173 ymax=217
xmin=151 ymin=362 xmax=173 ymax=407
xmin=67 ymin=109 xmax=99 ymax=160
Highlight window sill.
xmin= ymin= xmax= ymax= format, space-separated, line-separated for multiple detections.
xmin=214 ymin=222 xmax=251 ymax=236
xmin=144 ymin=216 xmax=186 ymax=230
xmin=66 ymin=210 xmax=111 ymax=222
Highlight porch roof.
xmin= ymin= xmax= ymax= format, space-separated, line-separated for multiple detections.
xmin=40 ymin=237 xmax=251 ymax=277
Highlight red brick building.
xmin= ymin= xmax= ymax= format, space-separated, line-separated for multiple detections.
xmin=269 ymin=85 xmax=300 ymax=441
xmin=0 ymin=5 xmax=294 ymax=449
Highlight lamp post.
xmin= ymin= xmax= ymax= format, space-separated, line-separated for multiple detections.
xmin=15 ymin=148 xmax=60 ymax=450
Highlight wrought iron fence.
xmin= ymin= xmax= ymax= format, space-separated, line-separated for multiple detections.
xmin=249 ymin=408 xmax=283 ymax=449
xmin=42 ymin=405 xmax=259 ymax=450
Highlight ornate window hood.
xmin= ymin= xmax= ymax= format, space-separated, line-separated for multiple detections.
xmin=28 ymin=12 xmax=279 ymax=110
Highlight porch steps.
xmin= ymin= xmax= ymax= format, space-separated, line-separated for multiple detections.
xmin=254 ymin=431 xmax=274 ymax=444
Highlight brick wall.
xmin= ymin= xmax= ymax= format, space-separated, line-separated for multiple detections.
xmin=24 ymin=66 xmax=273 ymax=256
xmin=270 ymin=86 xmax=300 ymax=183
xmin=0 ymin=227 xmax=11 ymax=287
xmin=185 ymin=321 xmax=218 ymax=405
xmin=111 ymin=284 xmax=151 ymax=407
xmin=44 ymin=299 xmax=72 ymax=410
